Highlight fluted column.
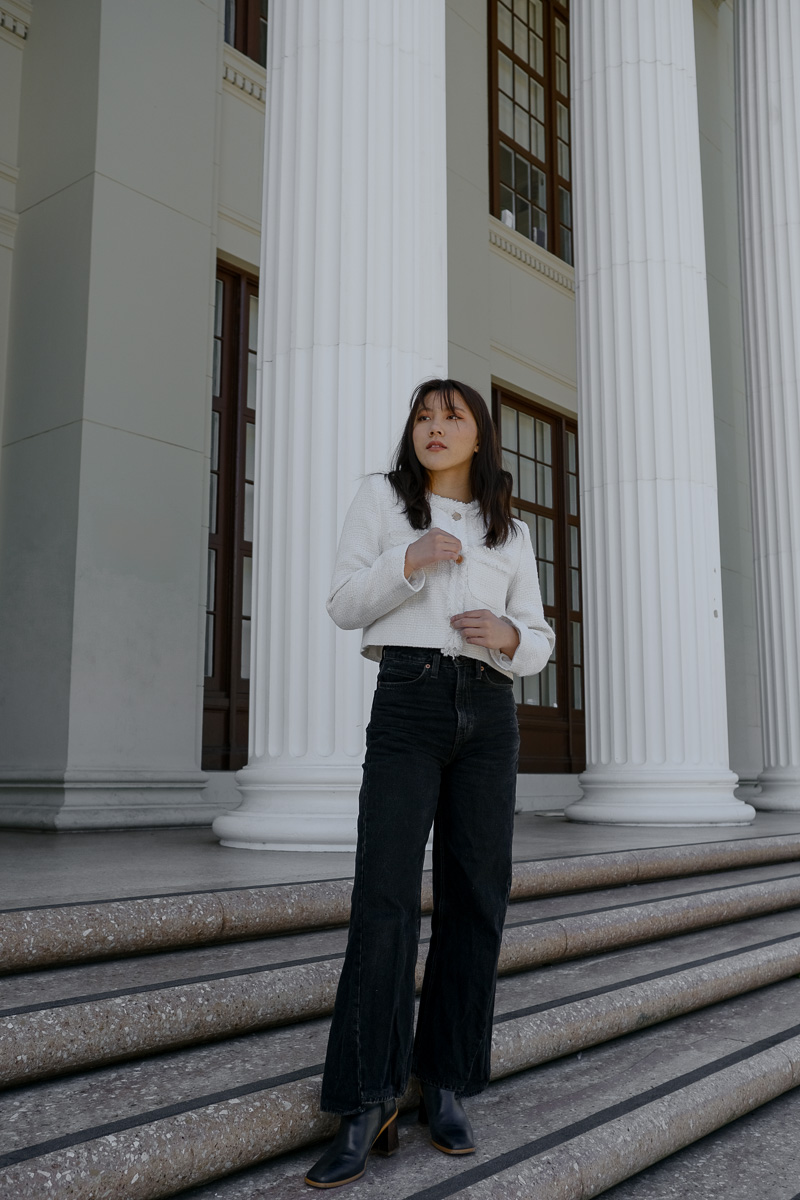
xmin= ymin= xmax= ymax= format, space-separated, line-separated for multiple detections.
xmin=564 ymin=0 xmax=754 ymax=824
xmin=213 ymin=1 xmax=448 ymax=849
xmin=735 ymin=3 xmax=800 ymax=811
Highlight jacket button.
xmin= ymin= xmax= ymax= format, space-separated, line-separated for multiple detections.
xmin=452 ymin=512 xmax=462 ymax=521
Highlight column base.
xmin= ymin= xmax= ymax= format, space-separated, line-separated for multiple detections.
xmin=565 ymin=768 xmax=755 ymax=826
xmin=750 ymin=768 xmax=800 ymax=811
xmin=0 ymin=770 xmax=214 ymax=830
xmin=212 ymin=762 xmax=362 ymax=851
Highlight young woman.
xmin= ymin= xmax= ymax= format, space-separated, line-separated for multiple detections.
xmin=304 ymin=379 xmax=555 ymax=1189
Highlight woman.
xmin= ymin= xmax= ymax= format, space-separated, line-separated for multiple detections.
xmin=305 ymin=379 xmax=554 ymax=1189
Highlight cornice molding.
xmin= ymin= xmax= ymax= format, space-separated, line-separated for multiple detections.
xmin=222 ymin=44 xmax=266 ymax=104
xmin=0 ymin=208 xmax=19 ymax=251
xmin=0 ymin=5 xmax=29 ymax=39
xmin=488 ymin=216 xmax=575 ymax=293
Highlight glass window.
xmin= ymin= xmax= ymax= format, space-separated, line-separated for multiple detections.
xmin=490 ymin=1 xmax=572 ymax=264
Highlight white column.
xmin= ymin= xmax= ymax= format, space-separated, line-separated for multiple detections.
xmin=735 ymin=3 xmax=800 ymax=811
xmin=564 ymin=0 xmax=754 ymax=825
xmin=213 ymin=0 xmax=448 ymax=849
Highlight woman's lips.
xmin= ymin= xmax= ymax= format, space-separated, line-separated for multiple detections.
xmin=426 ymin=442 xmax=447 ymax=450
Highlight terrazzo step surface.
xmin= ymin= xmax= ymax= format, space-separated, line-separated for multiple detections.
xmin=5 ymin=832 xmax=800 ymax=973
xmin=50 ymin=977 xmax=798 ymax=1200
xmin=4 ymin=861 xmax=800 ymax=1087
xmin=4 ymin=910 xmax=800 ymax=1197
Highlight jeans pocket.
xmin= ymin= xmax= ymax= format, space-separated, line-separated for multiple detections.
xmin=377 ymin=656 xmax=431 ymax=688
xmin=482 ymin=663 xmax=514 ymax=688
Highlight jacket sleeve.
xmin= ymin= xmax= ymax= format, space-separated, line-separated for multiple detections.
xmin=326 ymin=475 xmax=426 ymax=631
xmin=489 ymin=520 xmax=555 ymax=677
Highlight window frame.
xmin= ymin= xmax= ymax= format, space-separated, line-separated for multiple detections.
xmin=224 ymin=0 xmax=268 ymax=68
xmin=493 ymin=385 xmax=584 ymax=773
xmin=488 ymin=0 xmax=573 ymax=264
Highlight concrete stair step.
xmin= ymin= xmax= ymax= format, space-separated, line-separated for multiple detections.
xmin=4 ymin=833 xmax=800 ymax=973
xmin=3 ymin=974 xmax=800 ymax=1198
xmin=3 ymin=861 xmax=800 ymax=1087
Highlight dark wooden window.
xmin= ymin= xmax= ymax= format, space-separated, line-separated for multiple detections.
xmin=494 ymin=386 xmax=584 ymax=772
xmin=203 ymin=266 xmax=258 ymax=771
xmin=489 ymin=0 xmax=573 ymax=264
xmin=224 ymin=0 xmax=268 ymax=68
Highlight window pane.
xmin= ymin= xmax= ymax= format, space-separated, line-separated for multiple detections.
xmin=224 ymin=0 xmax=235 ymax=46
xmin=519 ymin=456 xmax=536 ymax=503
xmin=530 ymin=0 xmax=543 ymax=36
xmin=519 ymin=508 xmax=537 ymax=544
xmin=499 ymin=50 xmax=513 ymax=96
xmin=513 ymin=674 xmax=524 ymax=705
xmin=533 ymin=209 xmax=547 ymax=247
xmin=240 ymin=618 xmax=251 ymax=680
xmin=515 ymin=197 xmax=531 ymax=239
xmin=499 ymin=92 xmax=514 ymax=138
xmin=538 ymin=514 xmax=554 ymax=561
xmin=214 ymin=278 xmax=223 ymax=336
xmin=573 ymin=666 xmax=582 ymax=710
xmin=568 ymin=473 xmax=578 ymax=515
xmin=515 ymin=64 xmax=529 ymax=109
xmin=567 ymin=430 xmax=577 ymax=472
xmin=212 ymin=339 xmax=221 ymax=397
xmin=570 ymin=524 xmax=579 ymax=567
xmin=247 ymin=352 xmax=257 ymax=409
xmin=530 ymin=31 xmax=544 ymax=74
xmin=211 ymin=410 xmax=220 ymax=471
xmin=514 ymin=0 xmax=527 ymax=16
xmin=498 ymin=2 xmax=512 ymax=47
xmin=244 ymin=480 xmax=254 ymax=542
xmin=500 ymin=185 xmax=515 ymax=226
xmin=557 ymin=101 xmax=570 ymax=142
xmin=572 ymin=619 xmax=581 ymax=665
xmin=523 ymin=674 xmax=539 ymax=705
xmin=531 ymin=79 xmax=544 ymax=121
xmin=559 ymin=186 xmax=571 ymax=226
xmin=204 ymin=613 xmax=214 ymax=677
xmin=519 ymin=411 xmax=535 ymax=457
xmin=571 ymin=567 xmax=580 ymax=611
xmin=556 ymin=56 xmax=568 ymax=94
xmin=531 ymin=119 xmax=546 ymax=162
xmin=560 ymin=226 xmax=573 ymax=265
xmin=536 ymin=417 xmax=551 ymax=463
xmin=558 ymin=139 xmax=571 ymax=180
xmin=502 ymin=404 xmax=517 ymax=450
xmin=532 ymin=167 xmax=547 ymax=209
xmin=515 ymin=154 xmax=530 ymax=199
xmin=503 ymin=450 xmax=519 ymax=496
xmin=537 ymin=462 xmax=553 ymax=507
xmin=249 ymin=295 xmax=259 ymax=351
xmin=514 ymin=16 xmax=528 ymax=61
xmin=555 ymin=18 xmax=567 ymax=57
xmin=541 ymin=662 xmax=557 ymax=706
xmin=209 ymin=471 xmax=218 ymax=535
xmin=500 ymin=142 xmax=514 ymax=187
xmin=207 ymin=547 xmax=216 ymax=610
xmin=242 ymin=554 xmax=252 ymax=619
xmin=245 ymin=420 xmax=256 ymax=481
xmin=514 ymin=104 xmax=530 ymax=150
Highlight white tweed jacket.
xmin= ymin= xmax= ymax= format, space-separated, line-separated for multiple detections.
xmin=326 ymin=474 xmax=555 ymax=678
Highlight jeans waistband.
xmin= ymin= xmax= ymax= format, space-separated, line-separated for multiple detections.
xmin=381 ymin=646 xmax=484 ymax=680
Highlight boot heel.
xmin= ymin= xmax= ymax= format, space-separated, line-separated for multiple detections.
xmin=373 ymin=1113 xmax=399 ymax=1156
xmin=418 ymin=1095 xmax=428 ymax=1126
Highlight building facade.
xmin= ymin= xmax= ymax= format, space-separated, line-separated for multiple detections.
xmin=0 ymin=0 xmax=797 ymax=842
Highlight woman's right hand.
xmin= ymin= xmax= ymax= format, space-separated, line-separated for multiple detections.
xmin=404 ymin=527 xmax=463 ymax=578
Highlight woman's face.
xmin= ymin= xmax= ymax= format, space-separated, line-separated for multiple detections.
xmin=411 ymin=391 xmax=480 ymax=477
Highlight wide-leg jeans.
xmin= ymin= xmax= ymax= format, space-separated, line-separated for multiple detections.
xmin=320 ymin=645 xmax=521 ymax=1115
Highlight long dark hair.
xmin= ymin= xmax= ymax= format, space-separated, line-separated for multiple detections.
xmin=386 ymin=378 xmax=517 ymax=547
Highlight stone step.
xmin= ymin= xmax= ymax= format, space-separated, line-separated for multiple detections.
xmin=2 ymin=970 xmax=799 ymax=1198
xmin=3 ymin=862 xmax=800 ymax=1087
xmin=4 ymin=832 xmax=800 ymax=973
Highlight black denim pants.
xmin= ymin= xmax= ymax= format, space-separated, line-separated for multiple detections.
xmin=320 ymin=645 xmax=521 ymax=1115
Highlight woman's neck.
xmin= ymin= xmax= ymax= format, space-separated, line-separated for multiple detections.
xmin=427 ymin=468 xmax=473 ymax=504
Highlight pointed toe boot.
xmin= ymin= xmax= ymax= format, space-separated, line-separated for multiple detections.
xmin=418 ymin=1083 xmax=475 ymax=1155
xmin=304 ymin=1100 xmax=399 ymax=1188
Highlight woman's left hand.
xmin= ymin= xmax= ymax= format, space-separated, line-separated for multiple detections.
xmin=450 ymin=610 xmax=520 ymax=658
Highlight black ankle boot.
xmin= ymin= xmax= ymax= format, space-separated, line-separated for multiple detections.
xmin=418 ymin=1083 xmax=475 ymax=1154
xmin=304 ymin=1100 xmax=399 ymax=1188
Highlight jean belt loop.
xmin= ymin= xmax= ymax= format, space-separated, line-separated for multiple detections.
xmin=430 ymin=650 xmax=441 ymax=679
xmin=474 ymin=657 xmax=483 ymax=680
